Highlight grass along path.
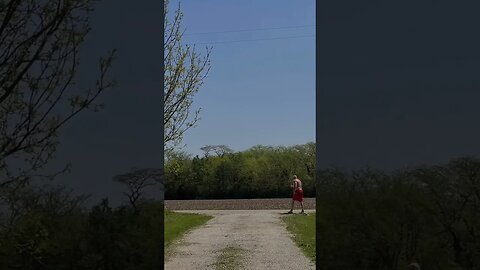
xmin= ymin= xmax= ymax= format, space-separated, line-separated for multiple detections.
xmin=282 ymin=213 xmax=316 ymax=262
xmin=213 ymin=245 xmax=245 ymax=270
xmin=164 ymin=210 xmax=213 ymax=248
xmin=165 ymin=210 xmax=315 ymax=270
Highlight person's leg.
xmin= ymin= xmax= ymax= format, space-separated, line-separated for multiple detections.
xmin=288 ymin=200 xmax=294 ymax=213
xmin=300 ymin=201 xmax=304 ymax=213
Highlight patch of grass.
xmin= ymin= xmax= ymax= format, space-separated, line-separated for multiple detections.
xmin=213 ymin=246 xmax=245 ymax=270
xmin=282 ymin=213 xmax=316 ymax=262
xmin=164 ymin=210 xmax=213 ymax=248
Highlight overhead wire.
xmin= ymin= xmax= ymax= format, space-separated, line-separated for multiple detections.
xmin=185 ymin=34 xmax=315 ymax=46
xmin=184 ymin=24 xmax=315 ymax=36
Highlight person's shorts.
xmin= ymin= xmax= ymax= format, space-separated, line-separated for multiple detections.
xmin=292 ymin=188 xmax=304 ymax=202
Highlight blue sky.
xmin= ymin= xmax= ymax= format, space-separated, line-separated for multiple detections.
xmin=43 ymin=1 xmax=314 ymax=205
xmin=169 ymin=0 xmax=316 ymax=156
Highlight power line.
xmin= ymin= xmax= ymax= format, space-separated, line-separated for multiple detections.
xmin=184 ymin=24 xmax=315 ymax=36
xmin=186 ymin=34 xmax=315 ymax=46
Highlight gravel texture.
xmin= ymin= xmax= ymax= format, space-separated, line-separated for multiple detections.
xmin=165 ymin=210 xmax=316 ymax=270
xmin=165 ymin=198 xmax=316 ymax=210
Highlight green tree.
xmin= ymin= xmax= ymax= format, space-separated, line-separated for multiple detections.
xmin=164 ymin=143 xmax=316 ymax=199
xmin=164 ymin=0 xmax=212 ymax=152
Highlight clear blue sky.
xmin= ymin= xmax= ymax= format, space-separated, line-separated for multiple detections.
xmin=169 ymin=0 xmax=316 ymax=156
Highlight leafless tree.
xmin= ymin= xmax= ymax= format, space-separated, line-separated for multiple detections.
xmin=164 ymin=0 xmax=211 ymax=152
xmin=113 ymin=168 xmax=162 ymax=210
xmin=0 ymin=0 xmax=116 ymax=188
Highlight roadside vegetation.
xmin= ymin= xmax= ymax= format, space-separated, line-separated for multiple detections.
xmin=164 ymin=210 xmax=213 ymax=248
xmin=282 ymin=213 xmax=316 ymax=262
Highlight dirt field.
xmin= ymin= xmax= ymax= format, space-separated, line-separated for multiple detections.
xmin=164 ymin=198 xmax=316 ymax=210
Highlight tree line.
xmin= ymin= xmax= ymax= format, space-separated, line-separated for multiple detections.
xmin=317 ymin=157 xmax=480 ymax=270
xmin=0 ymin=183 xmax=164 ymax=270
xmin=164 ymin=142 xmax=316 ymax=199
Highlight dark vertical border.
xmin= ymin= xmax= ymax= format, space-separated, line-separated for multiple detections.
xmin=315 ymin=0 xmax=320 ymax=268
xmin=160 ymin=0 xmax=165 ymax=268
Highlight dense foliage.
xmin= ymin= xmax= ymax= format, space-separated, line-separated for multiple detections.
xmin=0 ymin=187 xmax=164 ymax=270
xmin=317 ymin=157 xmax=480 ymax=270
xmin=164 ymin=143 xmax=316 ymax=199
xmin=2 ymin=148 xmax=480 ymax=269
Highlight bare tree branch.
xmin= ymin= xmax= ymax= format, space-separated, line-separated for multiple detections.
xmin=113 ymin=168 xmax=162 ymax=211
xmin=0 ymin=0 xmax=116 ymax=187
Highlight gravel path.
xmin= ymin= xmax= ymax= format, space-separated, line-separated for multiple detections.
xmin=165 ymin=210 xmax=315 ymax=270
xmin=165 ymin=198 xmax=316 ymax=210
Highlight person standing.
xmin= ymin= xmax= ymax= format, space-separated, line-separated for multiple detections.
xmin=288 ymin=175 xmax=304 ymax=214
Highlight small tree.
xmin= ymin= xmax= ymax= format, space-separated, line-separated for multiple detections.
xmin=164 ymin=0 xmax=211 ymax=152
xmin=113 ymin=168 xmax=162 ymax=211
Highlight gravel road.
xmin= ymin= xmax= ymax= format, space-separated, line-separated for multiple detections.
xmin=165 ymin=210 xmax=315 ymax=270
xmin=165 ymin=198 xmax=316 ymax=210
